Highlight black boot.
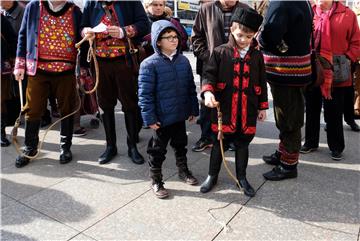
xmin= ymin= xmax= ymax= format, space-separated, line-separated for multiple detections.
xmin=98 ymin=111 xmax=117 ymax=164
xmin=235 ymin=147 xmax=255 ymax=197
xmin=262 ymin=150 xmax=281 ymax=165
xmin=125 ymin=111 xmax=144 ymax=165
xmin=1 ymin=114 xmax=10 ymax=147
xmin=15 ymin=120 xmax=40 ymax=168
xmin=200 ymin=175 xmax=218 ymax=193
xmin=176 ymin=157 xmax=198 ymax=185
xmin=59 ymin=116 xmax=74 ymax=164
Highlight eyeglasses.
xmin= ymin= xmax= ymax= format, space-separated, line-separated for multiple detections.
xmin=160 ymin=35 xmax=179 ymax=42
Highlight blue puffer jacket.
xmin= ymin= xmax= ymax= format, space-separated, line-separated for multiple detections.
xmin=138 ymin=20 xmax=199 ymax=127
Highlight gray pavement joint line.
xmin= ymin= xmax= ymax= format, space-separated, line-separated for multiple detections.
xmin=67 ymin=232 xmax=98 ymax=241
xmin=73 ymin=171 xmax=179 ymax=237
xmin=211 ymin=180 xmax=268 ymax=241
xmin=1 ymin=177 xmax=70 ymax=202
xmin=5 ymin=195 xmax=84 ymax=235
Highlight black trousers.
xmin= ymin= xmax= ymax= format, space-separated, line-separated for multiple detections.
xmin=343 ymin=85 xmax=355 ymax=124
xmin=208 ymin=133 xmax=254 ymax=178
xmin=304 ymin=86 xmax=323 ymax=148
xmin=147 ymin=121 xmax=188 ymax=175
xmin=324 ymin=88 xmax=345 ymax=153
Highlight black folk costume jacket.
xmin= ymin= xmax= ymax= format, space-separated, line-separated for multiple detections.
xmin=202 ymin=35 xmax=268 ymax=135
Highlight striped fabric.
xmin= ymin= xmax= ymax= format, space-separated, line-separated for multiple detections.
xmin=263 ymin=53 xmax=312 ymax=86
xmin=263 ymin=54 xmax=311 ymax=77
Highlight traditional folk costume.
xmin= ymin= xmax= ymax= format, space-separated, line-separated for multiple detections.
xmin=80 ymin=1 xmax=150 ymax=165
xmin=259 ymin=1 xmax=313 ymax=180
xmin=200 ymin=8 xmax=268 ymax=197
xmin=14 ymin=0 xmax=84 ymax=168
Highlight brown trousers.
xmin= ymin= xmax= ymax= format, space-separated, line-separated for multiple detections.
xmin=96 ymin=58 xmax=138 ymax=112
xmin=24 ymin=72 xmax=77 ymax=121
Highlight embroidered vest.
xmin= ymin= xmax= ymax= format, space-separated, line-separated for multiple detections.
xmin=95 ymin=4 xmax=126 ymax=58
xmin=37 ymin=4 xmax=77 ymax=73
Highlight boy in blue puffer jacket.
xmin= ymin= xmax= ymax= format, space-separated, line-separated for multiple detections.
xmin=138 ymin=20 xmax=199 ymax=199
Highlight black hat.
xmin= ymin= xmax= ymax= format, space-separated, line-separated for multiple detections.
xmin=230 ymin=7 xmax=263 ymax=32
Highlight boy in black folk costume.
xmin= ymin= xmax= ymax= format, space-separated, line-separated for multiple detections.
xmin=200 ymin=8 xmax=268 ymax=197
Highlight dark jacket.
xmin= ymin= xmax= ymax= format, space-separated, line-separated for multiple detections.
xmin=202 ymin=35 xmax=268 ymax=135
xmin=138 ymin=20 xmax=199 ymax=127
xmin=14 ymin=1 xmax=83 ymax=76
xmin=1 ymin=15 xmax=17 ymax=74
xmin=259 ymin=1 xmax=313 ymax=86
xmin=191 ymin=1 xmax=249 ymax=75
xmin=0 ymin=1 xmax=25 ymax=33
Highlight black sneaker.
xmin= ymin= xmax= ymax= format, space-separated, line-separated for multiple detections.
xmin=300 ymin=145 xmax=318 ymax=154
xmin=191 ymin=138 xmax=213 ymax=152
xmin=331 ymin=151 xmax=342 ymax=161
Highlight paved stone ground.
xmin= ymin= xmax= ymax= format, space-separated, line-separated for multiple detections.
xmin=1 ymin=52 xmax=359 ymax=241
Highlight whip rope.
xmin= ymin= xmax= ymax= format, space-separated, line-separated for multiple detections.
xmin=207 ymin=104 xmax=242 ymax=233
xmin=11 ymin=36 xmax=99 ymax=161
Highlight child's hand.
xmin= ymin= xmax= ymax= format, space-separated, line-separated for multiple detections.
xmin=257 ymin=110 xmax=266 ymax=121
xmin=204 ymin=91 xmax=218 ymax=108
xmin=188 ymin=116 xmax=196 ymax=123
xmin=149 ymin=122 xmax=161 ymax=130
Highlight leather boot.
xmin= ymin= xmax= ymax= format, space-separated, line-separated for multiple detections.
xmin=150 ymin=169 xmax=169 ymax=199
xmin=15 ymin=120 xmax=40 ymax=168
xmin=200 ymin=175 xmax=218 ymax=193
xmin=262 ymin=150 xmax=281 ymax=165
xmin=59 ymin=116 xmax=73 ymax=164
xmin=1 ymin=114 xmax=10 ymax=147
xmin=98 ymin=110 xmax=117 ymax=164
xmin=176 ymin=157 xmax=198 ymax=185
xmin=235 ymin=147 xmax=255 ymax=197
xmin=125 ymin=111 xmax=144 ymax=165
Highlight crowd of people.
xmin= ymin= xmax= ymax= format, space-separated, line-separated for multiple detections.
xmin=1 ymin=0 xmax=359 ymax=199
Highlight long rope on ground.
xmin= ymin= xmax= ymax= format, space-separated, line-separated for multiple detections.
xmin=207 ymin=104 xmax=243 ymax=233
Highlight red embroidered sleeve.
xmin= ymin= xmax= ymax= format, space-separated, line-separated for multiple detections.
xmin=15 ymin=57 xmax=26 ymax=70
xmin=201 ymin=84 xmax=214 ymax=93
xmin=259 ymin=102 xmax=269 ymax=110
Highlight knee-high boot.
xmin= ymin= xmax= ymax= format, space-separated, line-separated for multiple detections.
xmin=98 ymin=110 xmax=117 ymax=164
xmin=235 ymin=147 xmax=255 ymax=197
xmin=124 ymin=111 xmax=144 ymax=164
xmin=15 ymin=120 xmax=41 ymax=168
xmin=59 ymin=116 xmax=74 ymax=164
xmin=1 ymin=114 xmax=10 ymax=147
xmin=200 ymin=141 xmax=221 ymax=193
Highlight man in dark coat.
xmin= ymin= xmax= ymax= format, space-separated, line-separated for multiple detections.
xmin=259 ymin=1 xmax=313 ymax=180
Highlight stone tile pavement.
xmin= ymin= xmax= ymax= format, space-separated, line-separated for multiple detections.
xmin=1 ymin=52 xmax=359 ymax=240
